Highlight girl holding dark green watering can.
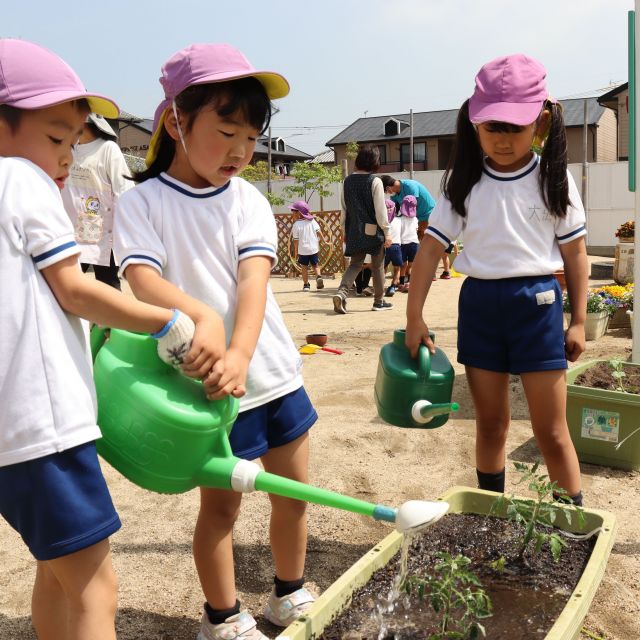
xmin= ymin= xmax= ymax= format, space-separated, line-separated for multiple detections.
xmin=113 ymin=44 xmax=317 ymax=640
xmin=405 ymin=54 xmax=586 ymax=508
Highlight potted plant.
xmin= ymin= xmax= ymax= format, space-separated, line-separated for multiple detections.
xmin=562 ymin=289 xmax=620 ymax=340
xmin=566 ymin=357 xmax=640 ymax=470
xmin=615 ymin=219 xmax=634 ymax=242
xmin=277 ymin=478 xmax=616 ymax=640
xmin=594 ymin=284 xmax=634 ymax=329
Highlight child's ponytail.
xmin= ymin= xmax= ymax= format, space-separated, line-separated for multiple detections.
xmin=539 ymin=101 xmax=570 ymax=217
xmin=441 ymin=100 xmax=484 ymax=217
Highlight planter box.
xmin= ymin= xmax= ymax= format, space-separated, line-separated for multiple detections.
xmin=563 ymin=311 xmax=609 ymax=340
xmin=277 ymin=487 xmax=616 ymax=640
xmin=567 ymin=359 xmax=640 ymax=470
xmin=608 ymin=306 xmax=631 ymax=329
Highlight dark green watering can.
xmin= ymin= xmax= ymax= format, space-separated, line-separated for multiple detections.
xmin=375 ymin=329 xmax=458 ymax=429
xmin=90 ymin=328 xmax=449 ymax=532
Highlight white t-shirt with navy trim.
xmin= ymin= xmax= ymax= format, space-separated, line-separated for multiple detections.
xmin=291 ymin=219 xmax=320 ymax=255
xmin=399 ymin=215 xmax=419 ymax=245
xmin=0 ymin=157 xmax=100 ymax=467
xmin=426 ymin=155 xmax=586 ymax=279
xmin=388 ymin=216 xmax=402 ymax=245
xmin=113 ymin=174 xmax=303 ymax=412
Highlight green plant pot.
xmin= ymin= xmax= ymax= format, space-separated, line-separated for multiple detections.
xmin=277 ymin=487 xmax=616 ymax=640
xmin=567 ymin=359 xmax=640 ymax=470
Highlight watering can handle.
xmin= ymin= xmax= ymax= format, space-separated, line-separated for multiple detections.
xmin=417 ymin=344 xmax=432 ymax=382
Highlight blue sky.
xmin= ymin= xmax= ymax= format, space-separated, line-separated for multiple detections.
xmin=2 ymin=0 xmax=633 ymax=154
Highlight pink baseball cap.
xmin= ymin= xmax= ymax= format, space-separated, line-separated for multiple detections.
xmin=400 ymin=195 xmax=417 ymax=218
xmin=0 ymin=39 xmax=118 ymax=118
xmin=147 ymin=43 xmax=289 ymax=164
xmin=468 ymin=54 xmax=548 ymax=126
xmin=385 ymin=199 xmax=396 ymax=223
xmin=289 ymin=200 xmax=313 ymax=219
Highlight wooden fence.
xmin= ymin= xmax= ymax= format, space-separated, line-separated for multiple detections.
xmin=273 ymin=210 xmax=346 ymax=277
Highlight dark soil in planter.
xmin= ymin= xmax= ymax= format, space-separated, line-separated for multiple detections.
xmin=574 ymin=361 xmax=640 ymax=394
xmin=321 ymin=513 xmax=594 ymax=640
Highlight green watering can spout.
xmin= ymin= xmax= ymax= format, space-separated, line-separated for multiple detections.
xmin=92 ymin=328 xmax=448 ymax=534
xmin=412 ymin=401 xmax=459 ymax=424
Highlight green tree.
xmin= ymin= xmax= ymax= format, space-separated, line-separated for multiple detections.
xmin=345 ymin=141 xmax=360 ymax=160
xmin=239 ymin=160 xmax=270 ymax=182
xmin=282 ymin=162 xmax=342 ymax=203
xmin=240 ymin=161 xmax=284 ymax=206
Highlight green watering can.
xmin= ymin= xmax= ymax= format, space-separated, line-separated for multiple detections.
xmin=91 ymin=328 xmax=448 ymax=533
xmin=375 ymin=329 xmax=459 ymax=429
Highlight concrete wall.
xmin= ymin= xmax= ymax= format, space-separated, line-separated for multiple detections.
xmin=256 ymin=161 xmax=634 ymax=254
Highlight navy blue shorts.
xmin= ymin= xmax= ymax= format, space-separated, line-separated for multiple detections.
xmin=229 ymin=386 xmax=317 ymax=460
xmin=384 ymin=244 xmax=403 ymax=267
xmin=0 ymin=442 xmax=121 ymax=561
xmin=401 ymin=242 xmax=419 ymax=263
xmin=457 ymin=275 xmax=567 ymax=374
xmin=297 ymin=253 xmax=319 ymax=266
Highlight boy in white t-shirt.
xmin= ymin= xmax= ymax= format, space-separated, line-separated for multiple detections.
xmin=0 ymin=39 xmax=198 ymax=640
xmin=290 ymin=200 xmax=326 ymax=291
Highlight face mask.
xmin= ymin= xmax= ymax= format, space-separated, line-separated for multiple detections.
xmin=172 ymin=99 xmax=188 ymax=155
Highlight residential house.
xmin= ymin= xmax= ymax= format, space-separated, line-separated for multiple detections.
xmin=308 ymin=149 xmax=336 ymax=166
xmin=327 ymin=97 xmax=618 ymax=173
xmin=117 ymin=111 xmax=153 ymax=159
xmin=598 ymin=82 xmax=629 ymax=160
xmin=253 ymin=136 xmax=312 ymax=176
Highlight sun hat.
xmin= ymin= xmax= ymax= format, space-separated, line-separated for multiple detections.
xmin=87 ymin=113 xmax=117 ymax=140
xmin=0 ymin=39 xmax=118 ymax=118
xmin=385 ymin=199 xmax=396 ymax=223
xmin=468 ymin=54 xmax=548 ymax=126
xmin=399 ymin=195 xmax=417 ymax=218
xmin=288 ymin=200 xmax=313 ymax=219
xmin=147 ymin=43 xmax=290 ymax=165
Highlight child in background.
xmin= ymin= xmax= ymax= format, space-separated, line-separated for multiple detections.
xmin=405 ymin=54 xmax=587 ymax=505
xmin=0 ymin=39 xmax=197 ymax=640
xmin=290 ymin=200 xmax=325 ymax=291
xmin=113 ymin=43 xmax=317 ymax=640
xmin=61 ymin=113 xmax=133 ymax=290
xmin=383 ymin=199 xmax=402 ymax=296
xmin=397 ymin=195 xmax=419 ymax=292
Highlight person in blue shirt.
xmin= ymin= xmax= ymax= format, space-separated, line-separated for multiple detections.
xmin=381 ymin=176 xmax=453 ymax=281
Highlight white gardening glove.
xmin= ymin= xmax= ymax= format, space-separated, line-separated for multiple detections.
xmin=151 ymin=309 xmax=195 ymax=368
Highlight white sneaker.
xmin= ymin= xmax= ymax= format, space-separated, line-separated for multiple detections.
xmin=263 ymin=587 xmax=315 ymax=627
xmin=197 ymin=611 xmax=269 ymax=640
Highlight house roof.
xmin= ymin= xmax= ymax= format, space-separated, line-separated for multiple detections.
xmin=308 ymin=149 xmax=336 ymax=164
xmin=118 ymin=110 xmax=153 ymax=133
xmin=254 ymin=137 xmax=312 ymax=159
xmin=326 ymin=97 xmax=608 ymax=146
xmin=597 ymin=82 xmax=628 ymax=110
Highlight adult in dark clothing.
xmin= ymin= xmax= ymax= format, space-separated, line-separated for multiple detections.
xmin=332 ymin=146 xmax=392 ymax=313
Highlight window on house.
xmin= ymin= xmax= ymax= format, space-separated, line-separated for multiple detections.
xmin=400 ymin=142 xmax=426 ymax=166
xmin=384 ymin=119 xmax=400 ymax=136
xmin=377 ymin=145 xmax=387 ymax=164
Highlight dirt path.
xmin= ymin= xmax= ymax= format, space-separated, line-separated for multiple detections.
xmin=1 ymin=262 xmax=638 ymax=639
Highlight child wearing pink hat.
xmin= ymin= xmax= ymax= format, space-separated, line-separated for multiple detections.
xmin=289 ymin=200 xmax=326 ymax=291
xmin=405 ymin=54 xmax=587 ymax=507
xmin=0 ymin=38 xmax=196 ymax=640
xmin=113 ymin=43 xmax=317 ymax=639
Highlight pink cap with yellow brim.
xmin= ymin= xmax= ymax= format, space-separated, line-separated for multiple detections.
xmin=146 ymin=43 xmax=289 ymax=165
xmin=0 ymin=39 xmax=118 ymax=118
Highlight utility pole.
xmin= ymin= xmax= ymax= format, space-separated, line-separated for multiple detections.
xmin=409 ymin=109 xmax=414 ymax=178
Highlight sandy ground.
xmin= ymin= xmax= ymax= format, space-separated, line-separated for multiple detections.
xmin=1 ymin=260 xmax=639 ymax=640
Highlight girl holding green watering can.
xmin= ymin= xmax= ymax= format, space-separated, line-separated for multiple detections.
xmin=113 ymin=44 xmax=317 ymax=640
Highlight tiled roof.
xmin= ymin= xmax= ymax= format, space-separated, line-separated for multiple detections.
xmin=308 ymin=149 xmax=336 ymax=164
xmin=254 ymin=137 xmax=312 ymax=159
xmin=326 ymin=97 xmax=607 ymax=146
